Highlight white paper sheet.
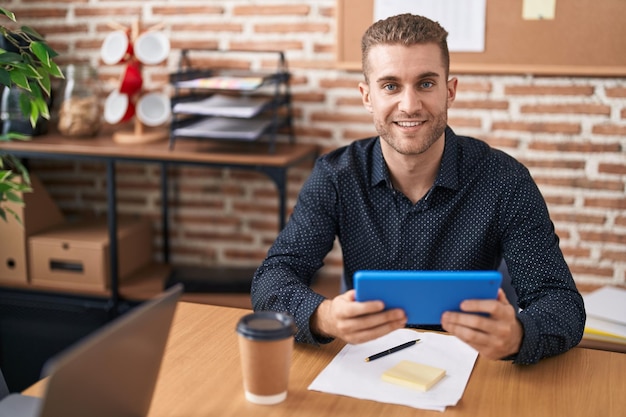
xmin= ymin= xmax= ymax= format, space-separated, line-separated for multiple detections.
xmin=308 ymin=328 xmax=478 ymax=412
xmin=373 ymin=0 xmax=486 ymax=52
xmin=173 ymin=94 xmax=270 ymax=118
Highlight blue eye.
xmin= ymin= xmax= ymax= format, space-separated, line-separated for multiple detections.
xmin=383 ymin=84 xmax=397 ymax=91
xmin=421 ymin=81 xmax=434 ymax=89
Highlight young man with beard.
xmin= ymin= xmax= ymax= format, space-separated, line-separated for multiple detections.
xmin=251 ymin=13 xmax=585 ymax=364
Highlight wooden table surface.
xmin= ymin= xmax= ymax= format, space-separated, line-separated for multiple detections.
xmin=27 ymin=301 xmax=621 ymax=417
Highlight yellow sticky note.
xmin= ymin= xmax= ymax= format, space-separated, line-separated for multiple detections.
xmin=522 ymin=0 xmax=556 ymax=20
xmin=382 ymin=360 xmax=446 ymax=392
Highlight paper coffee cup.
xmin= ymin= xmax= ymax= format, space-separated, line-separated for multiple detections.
xmin=134 ymin=31 xmax=170 ymax=65
xmin=136 ymin=92 xmax=171 ymax=127
xmin=236 ymin=312 xmax=297 ymax=405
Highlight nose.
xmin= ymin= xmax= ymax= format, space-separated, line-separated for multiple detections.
xmin=398 ymin=88 xmax=422 ymax=114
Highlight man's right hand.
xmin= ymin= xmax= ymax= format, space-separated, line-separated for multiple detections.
xmin=310 ymin=289 xmax=407 ymax=344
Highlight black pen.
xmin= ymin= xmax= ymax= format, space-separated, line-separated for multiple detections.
xmin=364 ymin=339 xmax=421 ymax=362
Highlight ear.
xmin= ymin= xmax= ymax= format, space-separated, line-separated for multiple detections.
xmin=446 ymin=77 xmax=458 ymax=108
xmin=359 ymin=81 xmax=373 ymax=113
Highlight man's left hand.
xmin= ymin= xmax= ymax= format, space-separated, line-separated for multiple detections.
xmin=441 ymin=289 xmax=523 ymax=360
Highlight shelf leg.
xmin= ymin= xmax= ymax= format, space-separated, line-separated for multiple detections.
xmin=106 ymin=160 xmax=119 ymax=307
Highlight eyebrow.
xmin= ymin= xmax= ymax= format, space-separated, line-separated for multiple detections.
xmin=375 ymin=71 xmax=442 ymax=84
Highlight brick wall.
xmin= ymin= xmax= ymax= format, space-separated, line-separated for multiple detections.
xmin=7 ymin=0 xmax=626 ymax=286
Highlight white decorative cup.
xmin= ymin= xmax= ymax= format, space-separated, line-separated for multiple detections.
xmin=104 ymin=90 xmax=134 ymax=124
xmin=100 ymin=30 xmax=132 ymax=65
xmin=136 ymin=92 xmax=171 ymax=127
xmin=134 ymin=31 xmax=170 ymax=65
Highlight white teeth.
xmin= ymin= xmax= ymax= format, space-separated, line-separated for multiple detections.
xmin=396 ymin=121 xmax=422 ymax=127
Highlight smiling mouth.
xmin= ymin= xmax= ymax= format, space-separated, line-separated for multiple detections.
xmin=395 ymin=121 xmax=424 ymax=127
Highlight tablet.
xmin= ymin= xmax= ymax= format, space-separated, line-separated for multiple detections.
xmin=354 ymin=270 xmax=502 ymax=325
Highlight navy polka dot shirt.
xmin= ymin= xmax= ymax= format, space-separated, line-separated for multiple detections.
xmin=251 ymin=127 xmax=585 ymax=364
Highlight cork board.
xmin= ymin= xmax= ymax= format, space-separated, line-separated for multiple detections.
xmin=336 ymin=0 xmax=626 ymax=76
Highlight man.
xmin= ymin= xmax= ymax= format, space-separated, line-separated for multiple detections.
xmin=251 ymin=14 xmax=585 ymax=364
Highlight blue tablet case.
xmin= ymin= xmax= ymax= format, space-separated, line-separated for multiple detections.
xmin=354 ymin=270 xmax=502 ymax=325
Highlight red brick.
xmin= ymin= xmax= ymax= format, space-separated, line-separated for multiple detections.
xmin=492 ymin=121 xmax=580 ymax=134
xmin=254 ymin=23 xmax=330 ymax=33
xmin=452 ymin=100 xmax=508 ymax=110
xmin=579 ymin=230 xmax=626 ymax=245
xmin=455 ymin=81 xmax=492 ymax=93
xmin=569 ymin=265 xmax=614 ymax=278
xmin=482 ymin=136 xmax=521 ymax=149
xmin=584 ymin=197 xmax=626 ymax=210
xmin=534 ymin=176 xmax=623 ymax=192
xmin=320 ymin=78 xmax=361 ymax=89
xmin=520 ymin=103 xmax=611 ymax=116
xmin=170 ymin=23 xmax=242 ymax=32
xmin=592 ymin=124 xmax=626 ymax=136
xmin=605 ymin=86 xmax=626 ymax=98
xmin=504 ymin=85 xmax=594 ymax=96
xmin=544 ymin=195 xmax=576 ymax=206
xmin=521 ymin=159 xmax=585 ymax=170
xmin=233 ymin=5 xmax=311 ymax=15
xmin=152 ymin=6 xmax=224 ymax=15
xmin=599 ymin=163 xmax=626 ymax=175
xmin=310 ymin=112 xmax=372 ymax=124
xmin=229 ymin=40 xmax=304 ymax=52
xmin=550 ymin=212 xmax=606 ymax=225
xmin=448 ymin=117 xmax=482 ymax=128
xmin=528 ymin=141 xmax=621 ymax=153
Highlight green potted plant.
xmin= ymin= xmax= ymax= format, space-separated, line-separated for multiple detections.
xmin=0 ymin=7 xmax=63 ymax=223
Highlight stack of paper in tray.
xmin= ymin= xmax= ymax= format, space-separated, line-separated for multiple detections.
xmin=582 ymin=286 xmax=626 ymax=347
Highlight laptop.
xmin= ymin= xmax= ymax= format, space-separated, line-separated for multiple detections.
xmin=354 ymin=270 xmax=502 ymax=325
xmin=0 ymin=283 xmax=183 ymax=417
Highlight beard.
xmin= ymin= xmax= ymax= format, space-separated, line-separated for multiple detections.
xmin=375 ymin=107 xmax=448 ymax=156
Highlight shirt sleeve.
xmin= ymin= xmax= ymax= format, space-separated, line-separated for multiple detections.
xmin=499 ymin=168 xmax=586 ymax=364
xmin=251 ymin=159 xmax=339 ymax=344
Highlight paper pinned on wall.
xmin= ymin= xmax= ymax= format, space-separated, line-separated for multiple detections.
xmin=522 ymin=0 xmax=556 ymax=20
xmin=373 ymin=0 xmax=486 ymax=52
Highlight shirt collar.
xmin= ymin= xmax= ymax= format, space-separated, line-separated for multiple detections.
xmin=371 ymin=126 xmax=460 ymax=191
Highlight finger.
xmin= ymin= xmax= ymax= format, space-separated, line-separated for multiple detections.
xmin=343 ymin=316 xmax=407 ymax=344
xmin=337 ymin=290 xmax=386 ymax=318
xmin=496 ymin=288 xmax=510 ymax=304
xmin=442 ymin=310 xmax=490 ymax=334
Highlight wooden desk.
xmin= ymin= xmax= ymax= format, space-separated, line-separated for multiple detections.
xmin=0 ymin=133 xmax=318 ymax=303
xmin=26 ymin=302 xmax=625 ymax=417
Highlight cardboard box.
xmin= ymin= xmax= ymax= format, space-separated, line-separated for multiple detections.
xmin=29 ymin=217 xmax=152 ymax=291
xmin=0 ymin=174 xmax=65 ymax=284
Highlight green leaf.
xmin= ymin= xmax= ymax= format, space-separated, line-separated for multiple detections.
xmin=17 ymin=91 xmax=32 ymax=118
xmin=46 ymin=60 xmax=64 ymax=78
xmin=5 ymin=206 xmax=25 ymax=225
xmin=20 ymin=25 xmax=44 ymax=41
xmin=9 ymin=71 xmax=30 ymax=90
xmin=0 ymin=7 xmax=16 ymax=22
xmin=10 ymin=157 xmax=31 ymax=185
xmin=0 ymin=51 xmax=23 ymax=64
xmin=0 ymin=132 xmax=29 ymax=141
xmin=33 ymin=96 xmax=49 ymax=119
xmin=0 ymin=170 xmax=11 ymax=182
xmin=36 ymin=72 xmax=52 ymax=97
xmin=5 ymin=190 xmax=22 ymax=203
xmin=29 ymin=41 xmax=51 ymax=67
xmin=0 ymin=68 xmax=10 ymax=87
